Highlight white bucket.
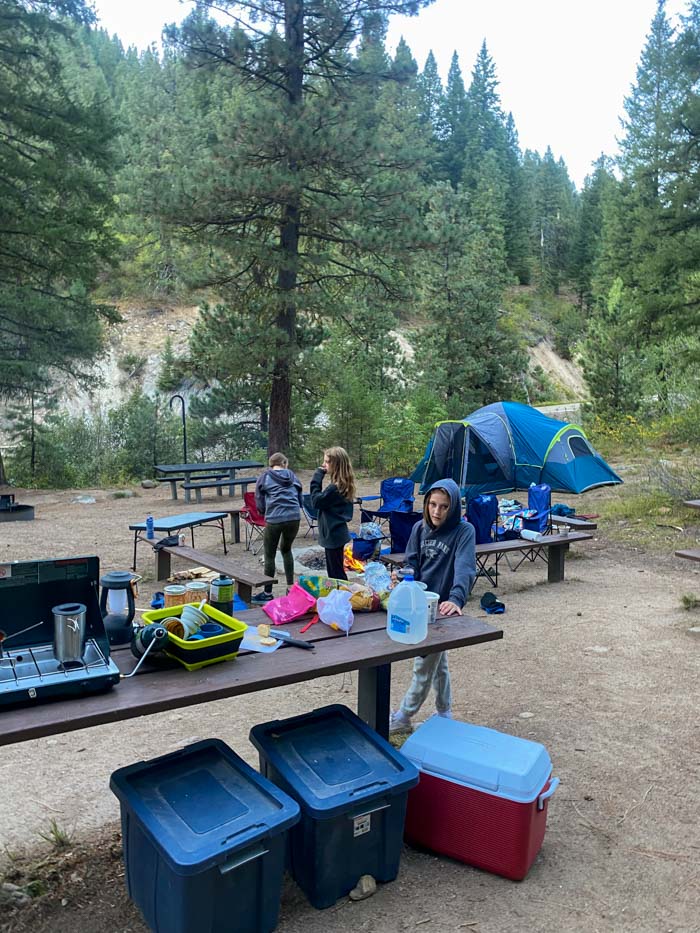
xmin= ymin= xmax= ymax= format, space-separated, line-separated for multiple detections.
xmin=424 ymin=592 xmax=440 ymax=624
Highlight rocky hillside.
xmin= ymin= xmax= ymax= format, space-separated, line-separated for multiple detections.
xmin=2 ymin=303 xmax=587 ymax=439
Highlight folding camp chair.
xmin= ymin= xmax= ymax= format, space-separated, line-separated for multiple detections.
xmin=301 ymin=493 xmax=318 ymax=538
xmin=388 ymin=510 xmax=423 ymax=554
xmin=506 ymin=483 xmax=552 ymax=572
xmin=241 ymin=491 xmax=266 ymax=555
xmin=467 ymin=494 xmax=499 ymax=587
xmin=357 ymin=477 xmax=415 ymax=527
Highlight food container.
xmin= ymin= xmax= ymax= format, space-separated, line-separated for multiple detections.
xmin=141 ymin=604 xmax=247 ymax=671
xmin=184 ymin=581 xmax=208 ymax=604
xmin=402 ymin=717 xmax=559 ymax=880
xmin=110 ymin=739 xmax=300 ymax=933
xmin=164 ymin=585 xmax=186 ymax=608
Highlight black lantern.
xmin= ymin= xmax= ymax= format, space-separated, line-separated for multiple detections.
xmin=100 ymin=571 xmax=137 ymax=646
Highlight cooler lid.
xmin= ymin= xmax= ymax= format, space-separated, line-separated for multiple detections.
xmin=249 ymin=704 xmax=419 ymax=819
xmin=109 ymin=739 xmax=300 ymax=874
xmin=401 ymin=717 xmax=552 ymax=804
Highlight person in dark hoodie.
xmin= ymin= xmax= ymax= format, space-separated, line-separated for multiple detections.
xmin=252 ymin=453 xmax=303 ymax=603
xmin=389 ymin=478 xmax=476 ymax=733
xmin=310 ymin=447 xmax=356 ymax=580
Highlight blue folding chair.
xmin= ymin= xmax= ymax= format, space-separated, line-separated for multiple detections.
xmin=357 ymin=477 xmax=415 ymax=527
xmin=388 ymin=510 xmax=423 ymax=554
xmin=467 ymin=494 xmax=499 ymax=587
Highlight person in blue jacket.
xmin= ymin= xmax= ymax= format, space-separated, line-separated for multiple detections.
xmin=389 ymin=478 xmax=476 ymax=733
xmin=310 ymin=446 xmax=356 ymax=580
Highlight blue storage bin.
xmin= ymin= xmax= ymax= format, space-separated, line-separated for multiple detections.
xmin=110 ymin=739 xmax=300 ymax=933
xmin=249 ymin=704 xmax=419 ymax=909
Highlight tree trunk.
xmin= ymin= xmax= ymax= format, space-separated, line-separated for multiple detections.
xmin=267 ymin=0 xmax=304 ymax=455
xmin=0 ymin=450 xmax=7 ymax=487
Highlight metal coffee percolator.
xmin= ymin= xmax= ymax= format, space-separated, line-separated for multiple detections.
xmin=52 ymin=602 xmax=87 ymax=664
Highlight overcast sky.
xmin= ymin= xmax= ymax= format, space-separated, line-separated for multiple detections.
xmin=91 ymin=0 xmax=689 ymax=188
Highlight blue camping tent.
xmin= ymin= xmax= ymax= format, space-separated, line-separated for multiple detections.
xmin=411 ymin=401 xmax=622 ymax=497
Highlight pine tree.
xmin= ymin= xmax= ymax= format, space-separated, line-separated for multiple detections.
xmin=415 ymin=181 xmax=524 ymax=415
xmin=0 ymin=0 xmax=117 ymax=482
xmin=582 ymin=278 xmax=641 ymax=418
xmin=158 ymin=0 xmax=434 ymax=453
xmin=440 ymin=52 xmax=469 ymax=187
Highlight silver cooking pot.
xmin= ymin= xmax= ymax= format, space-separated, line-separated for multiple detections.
xmin=52 ymin=602 xmax=87 ymax=664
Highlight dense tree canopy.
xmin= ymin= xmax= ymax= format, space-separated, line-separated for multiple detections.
xmin=5 ymin=0 xmax=700 ymax=485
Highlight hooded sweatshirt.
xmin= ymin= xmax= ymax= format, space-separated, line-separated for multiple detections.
xmin=310 ymin=467 xmax=354 ymax=548
xmin=254 ymin=467 xmax=303 ymax=524
xmin=404 ymin=478 xmax=476 ymax=608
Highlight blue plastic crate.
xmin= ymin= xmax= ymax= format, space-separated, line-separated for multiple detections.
xmin=110 ymin=739 xmax=300 ymax=933
xmin=249 ymin=704 xmax=419 ymax=909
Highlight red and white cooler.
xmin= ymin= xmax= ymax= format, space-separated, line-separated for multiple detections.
xmin=401 ymin=717 xmax=559 ymax=881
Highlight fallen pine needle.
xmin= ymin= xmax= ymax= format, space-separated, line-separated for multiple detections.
xmin=617 ymin=784 xmax=653 ymax=825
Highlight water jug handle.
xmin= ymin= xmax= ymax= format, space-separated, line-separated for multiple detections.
xmin=537 ymin=776 xmax=559 ymax=810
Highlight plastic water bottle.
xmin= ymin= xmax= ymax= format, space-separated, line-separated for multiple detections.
xmin=521 ymin=528 xmax=543 ymax=542
xmin=386 ymin=572 xmax=428 ymax=644
xmin=146 ymin=515 xmax=155 ymax=540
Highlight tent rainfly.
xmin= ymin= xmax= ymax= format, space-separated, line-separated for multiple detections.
xmin=411 ymin=401 xmax=622 ymax=498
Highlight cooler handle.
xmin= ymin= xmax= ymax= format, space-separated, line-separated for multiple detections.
xmin=219 ymin=843 xmax=269 ymax=874
xmin=537 ymin=777 xmax=560 ymax=810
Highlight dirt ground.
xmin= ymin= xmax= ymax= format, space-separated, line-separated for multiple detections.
xmin=1 ymin=470 xmax=699 ymax=933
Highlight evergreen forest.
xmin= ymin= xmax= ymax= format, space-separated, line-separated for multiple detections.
xmin=3 ymin=0 xmax=700 ymax=488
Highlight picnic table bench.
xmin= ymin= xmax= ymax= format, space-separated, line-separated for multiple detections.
xmin=181 ymin=476 xmax=257 ymax=504
xmin=156 ymin=460 xmax=263 ymax=503
xmin=674 ymin=548 xmax=700 ymax=564
xmin=156 ymin=473 xmax=228 ymax=498
xmin=155 ymin=543 xmax=276 ymax=603
xmin=380 ymin=531 xmax=593 ymax=586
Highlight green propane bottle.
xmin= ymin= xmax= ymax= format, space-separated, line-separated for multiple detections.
xmin=209 ymin=574 xmax=234 ymax=617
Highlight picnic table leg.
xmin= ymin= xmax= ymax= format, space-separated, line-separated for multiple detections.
xmin=230 ymin=512 xmax=241 ymax=544
xmin=547 ymin=542 xmax=567 ymax=583
xmin=357 ymin=664 xmax=391 ymax=739
xmin=218 ymin=518 xmax=228 ymax=555
xmin=237 ymin=581 xmax=253 ymax=603
xmin=132 ymin=532 xmax=138 ymax=572
xmin=154 ymin=547 xmax=172 ymax=581
xmin=168 ymin=480 xmax=178 ymax=500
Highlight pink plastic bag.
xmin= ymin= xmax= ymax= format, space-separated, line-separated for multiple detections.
xmin=262 ymin=582 xmax=316 ymax=624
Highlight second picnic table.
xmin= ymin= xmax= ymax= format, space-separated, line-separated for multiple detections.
xmin=155 ymin=460 xmax=264 ymax=503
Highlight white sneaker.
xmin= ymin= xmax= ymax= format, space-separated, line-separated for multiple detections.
xmin=389 ymin=711 xmax=413 ymax=734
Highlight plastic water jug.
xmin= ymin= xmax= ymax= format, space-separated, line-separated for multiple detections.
xmin=386 ymin=573 xmax=428 ymax=644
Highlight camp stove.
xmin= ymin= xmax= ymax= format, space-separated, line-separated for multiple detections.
xmin=0 ymin=556 xmax=120 ymax=707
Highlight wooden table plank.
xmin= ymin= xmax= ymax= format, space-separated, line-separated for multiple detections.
xmin=0 ymin=612 xmax=501 ymax=747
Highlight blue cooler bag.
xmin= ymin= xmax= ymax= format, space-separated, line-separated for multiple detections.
xmin=110 ymin=739 xmax=300 ymax=933
xmin=250 ymin=704 xmax=419 ymax=909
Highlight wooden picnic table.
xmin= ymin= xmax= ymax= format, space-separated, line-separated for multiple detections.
xmin=683 ymin=499 xmax=700 ymax=510
xmin=0 ymin=608 xmax=502 ymax=746
xmin=155 ymin=460 xmax=264 ymax=502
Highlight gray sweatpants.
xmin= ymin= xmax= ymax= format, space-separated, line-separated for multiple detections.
xmin=398 ymin=651 xmax=451 ymax=718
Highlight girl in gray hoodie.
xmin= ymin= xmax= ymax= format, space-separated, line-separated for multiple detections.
xmin=252 ymin=453 xmax=303 ymax=602
xmin=389 ymin=478 xmax=476 ymax=732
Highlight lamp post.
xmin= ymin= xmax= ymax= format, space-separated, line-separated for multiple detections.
xmin=169 ymin=394 xmax=188 ymax=464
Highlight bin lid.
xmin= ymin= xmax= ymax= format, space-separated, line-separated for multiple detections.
xmin=109 ymin=738 xmax=300 ymax=874
xmin=401 ymin=717 xmax=552 ymax=804
xmin=249 ymin=704 xmax=419 ymax=819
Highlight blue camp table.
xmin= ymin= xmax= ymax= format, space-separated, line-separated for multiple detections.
xmin=129 ymin=511 xmax=228 ymax=571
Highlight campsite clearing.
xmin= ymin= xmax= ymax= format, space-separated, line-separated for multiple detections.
xmin=1 ymin=467 xmax=699 ymax=933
